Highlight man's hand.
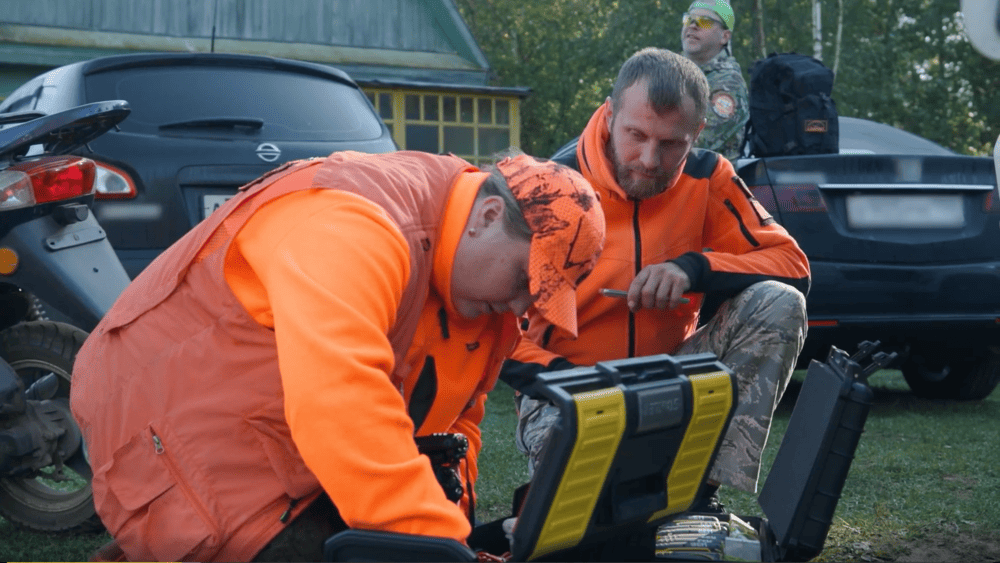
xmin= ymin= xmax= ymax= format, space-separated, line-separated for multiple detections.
xmin=502 ymin=517 xmax=517 ymax=554
xmin=627 ymin=262 xmax=691 ymax=311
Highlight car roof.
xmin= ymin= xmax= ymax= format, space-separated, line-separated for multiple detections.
xmin=838 ymin=116 xmax=955 ymax=156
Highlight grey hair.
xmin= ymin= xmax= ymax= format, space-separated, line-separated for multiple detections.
xmin=479 ymin=148 xmax=533 ymax=241
xmin=610 ymin=47 xmax=709 ymax=123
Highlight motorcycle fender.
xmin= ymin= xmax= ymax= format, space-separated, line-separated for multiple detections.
xmin=0 ymin=213 xmax=130 ymax=331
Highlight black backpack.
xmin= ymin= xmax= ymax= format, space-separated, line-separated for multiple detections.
xmin=742 ymin=52 xmax=839 ymax=157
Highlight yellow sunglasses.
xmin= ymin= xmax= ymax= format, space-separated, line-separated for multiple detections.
xmin=682 ymin=13 xmax=725 ymax=30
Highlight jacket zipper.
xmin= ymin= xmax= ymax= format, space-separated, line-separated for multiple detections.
xmin=150 ymin=428 xmax=219 ymax=541
xmin=723 ymin=199 xmax=760 ymax=247
xmin=630 ymin=199 xmax=641 ymax=358
xmin=279 ymin=497 xmax=300 ymax=523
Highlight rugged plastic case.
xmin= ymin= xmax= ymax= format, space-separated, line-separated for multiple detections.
xmin=758 ymin=341 xmax=894 ymax=562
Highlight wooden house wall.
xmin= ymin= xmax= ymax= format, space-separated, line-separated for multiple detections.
xmin=3 ymin=0 xmax=457 ymax=54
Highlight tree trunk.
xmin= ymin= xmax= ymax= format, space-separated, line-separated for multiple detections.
xmin=833 ymin=0 xmax=843 ymax=75
xmin=813 ymin=0 xmax=823 ymax=60
xmin=752 ymin=0 xmax=766 ymax=59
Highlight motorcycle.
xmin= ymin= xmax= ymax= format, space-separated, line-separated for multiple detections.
xmin=0 ymin=100 xmax=132 ymax=532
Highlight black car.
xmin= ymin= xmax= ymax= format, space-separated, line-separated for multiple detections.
xmin=0 ymin=53 xmax=397 ymax=278
xmin=736 ymin=117 xmax=1000 ymax=400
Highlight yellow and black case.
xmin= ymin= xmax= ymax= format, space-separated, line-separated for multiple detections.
xmin=510 ymin=353 xmax=737 ymax=562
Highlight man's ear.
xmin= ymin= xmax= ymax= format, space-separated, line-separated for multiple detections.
xmin=473 ymin=195 xmax=505 ymax=232
xmin=693 ymin=119 xmax=707 ymax=144
xmin=604 ymin=96 xmax=614 ymax=130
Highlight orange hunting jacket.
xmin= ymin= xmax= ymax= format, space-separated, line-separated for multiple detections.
xmin=70 ymin=151 xmax=519 ymax=562
xmin=507 ymin=101 xmax=810 ymax=373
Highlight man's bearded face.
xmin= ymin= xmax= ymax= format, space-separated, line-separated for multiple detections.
xmin=606 ymin=119 xmax=679 ymax=200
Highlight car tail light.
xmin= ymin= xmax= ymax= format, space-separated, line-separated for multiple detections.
xmin=774 ymin=184 xmax=827 ymax=213
xmin=983 ymin=189 xmax=1000 ymax=214
xmin=93 ymin=161 xmax=137 ymax=199
xmin=0 ymin=156 xmax=96 ymax=211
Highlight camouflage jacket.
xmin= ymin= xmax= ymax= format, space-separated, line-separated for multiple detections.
xmin=694 ymin=51 xmax=749 ymax=160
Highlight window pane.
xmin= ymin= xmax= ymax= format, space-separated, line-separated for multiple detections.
xmin=424 ymin=95 xmax=439 ymax=121
xmin=406 ymin=124 xmax=439 ymax=153
xmin=86 ymin=66 xmax=384 ymax=140
xmin=406 ymin=95 xmax=421 ymax=120
xmin=495 ymin=99 xmax=510 ymax=125
xmin=478 ymin=98 xmax=492 ymax=124
xmin=444 ymin=126 xmax=474 ymax=154
xmin=460 ymin=98 xmax=474 ymax=123
xmin=443 ymin=97 xmax=456 ymax=122
xmin=479 ymin=128 xmax=510 ymax=156
xmin=365 ymin=91 xmax=375 ymax=104
xmin=378 ymin=93 xmax=392 ymax=120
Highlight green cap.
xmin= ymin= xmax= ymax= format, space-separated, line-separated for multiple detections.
xmin=688 ymin=0 xmax=734 ymax=30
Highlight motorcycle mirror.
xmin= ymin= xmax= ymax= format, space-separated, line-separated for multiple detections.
xmin=962 ymin=0 xmax=1000 ymax=59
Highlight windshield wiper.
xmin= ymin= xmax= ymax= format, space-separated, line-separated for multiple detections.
xmin=159 ymin=117 xmax=264 ymax=130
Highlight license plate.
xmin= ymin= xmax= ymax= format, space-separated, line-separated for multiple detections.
xmin=202 ymin=195 xmax=234 ymax=220
xmin=846 ymin=194 xmax=965 ymax=229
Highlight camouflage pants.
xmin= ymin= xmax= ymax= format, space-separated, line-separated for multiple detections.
xmin=515 ymin=280 xmax=807 ymax=493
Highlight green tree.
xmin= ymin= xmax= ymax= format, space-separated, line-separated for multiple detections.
xmin=454 ymin=0 xmax=620 ymax=156
xmin=456 ymin=0 xmax=695 ymax=156
xmin=728 ymin=0 xmax=998 ymax=155
xmin=457 ymin=0 xmax=998 ymax=157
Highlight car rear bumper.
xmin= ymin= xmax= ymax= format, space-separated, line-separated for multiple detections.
xmin=797 ymin=260 xmax=1000 ymax=363
xmin=800 ymin=318 xmax=1000 ymax=367
xmin=806 ymin=259 xmax=1000 ymax=318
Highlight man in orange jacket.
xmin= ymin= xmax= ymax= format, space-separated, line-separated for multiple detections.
xmin=70 ymin=151 xmax=605 ymax=562
xmin=504 ymin=48 xmax=810 ymax=507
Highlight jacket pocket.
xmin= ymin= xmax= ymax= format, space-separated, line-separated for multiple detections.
xmin=246 ymin=403 xmax=321 ymax=500
xmin=723 ymin=199 xmax=760 ymax=247
xmin=97 ymin=424 xmax=220 ymax=562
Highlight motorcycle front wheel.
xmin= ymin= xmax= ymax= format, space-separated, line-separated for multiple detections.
xmin=0 ymin=320 xmax=103 ymax=533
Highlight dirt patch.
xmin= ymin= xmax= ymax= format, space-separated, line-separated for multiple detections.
xmin=816 ymin=530 xmax=1000 ymax=562
xmin=872 ymin=531 xmax=1000 ymax=562
xmin=896 ymin=533 xmax=1000 ymax=562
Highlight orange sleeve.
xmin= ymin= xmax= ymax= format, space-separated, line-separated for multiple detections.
xmin=698 ymin=160 xmax=811 ymax=294
xmin=232 ymin=190 xmax=471 ymax=542
xmin=509 ymin=332 xmax=561 ymax=367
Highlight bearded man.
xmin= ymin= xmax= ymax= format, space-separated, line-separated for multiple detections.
xmin=502 ymin=47 xmax=810 ymax=512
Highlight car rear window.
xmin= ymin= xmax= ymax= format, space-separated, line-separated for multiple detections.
xmin=85 ymin=65 xmax=385 ymax=141
xmin=838 ymin=117 xmax=955 ymax=156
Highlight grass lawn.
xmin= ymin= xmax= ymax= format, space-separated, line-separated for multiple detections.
xmin=2 ymin=368 xmax=999 ymax=561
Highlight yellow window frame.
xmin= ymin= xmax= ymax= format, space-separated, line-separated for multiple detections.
xmin=363 ymin=88 xmax=521 ymax=167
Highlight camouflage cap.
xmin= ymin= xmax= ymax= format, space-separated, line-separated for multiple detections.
xmin=495 ymin=155 xmax=605 ymax=337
